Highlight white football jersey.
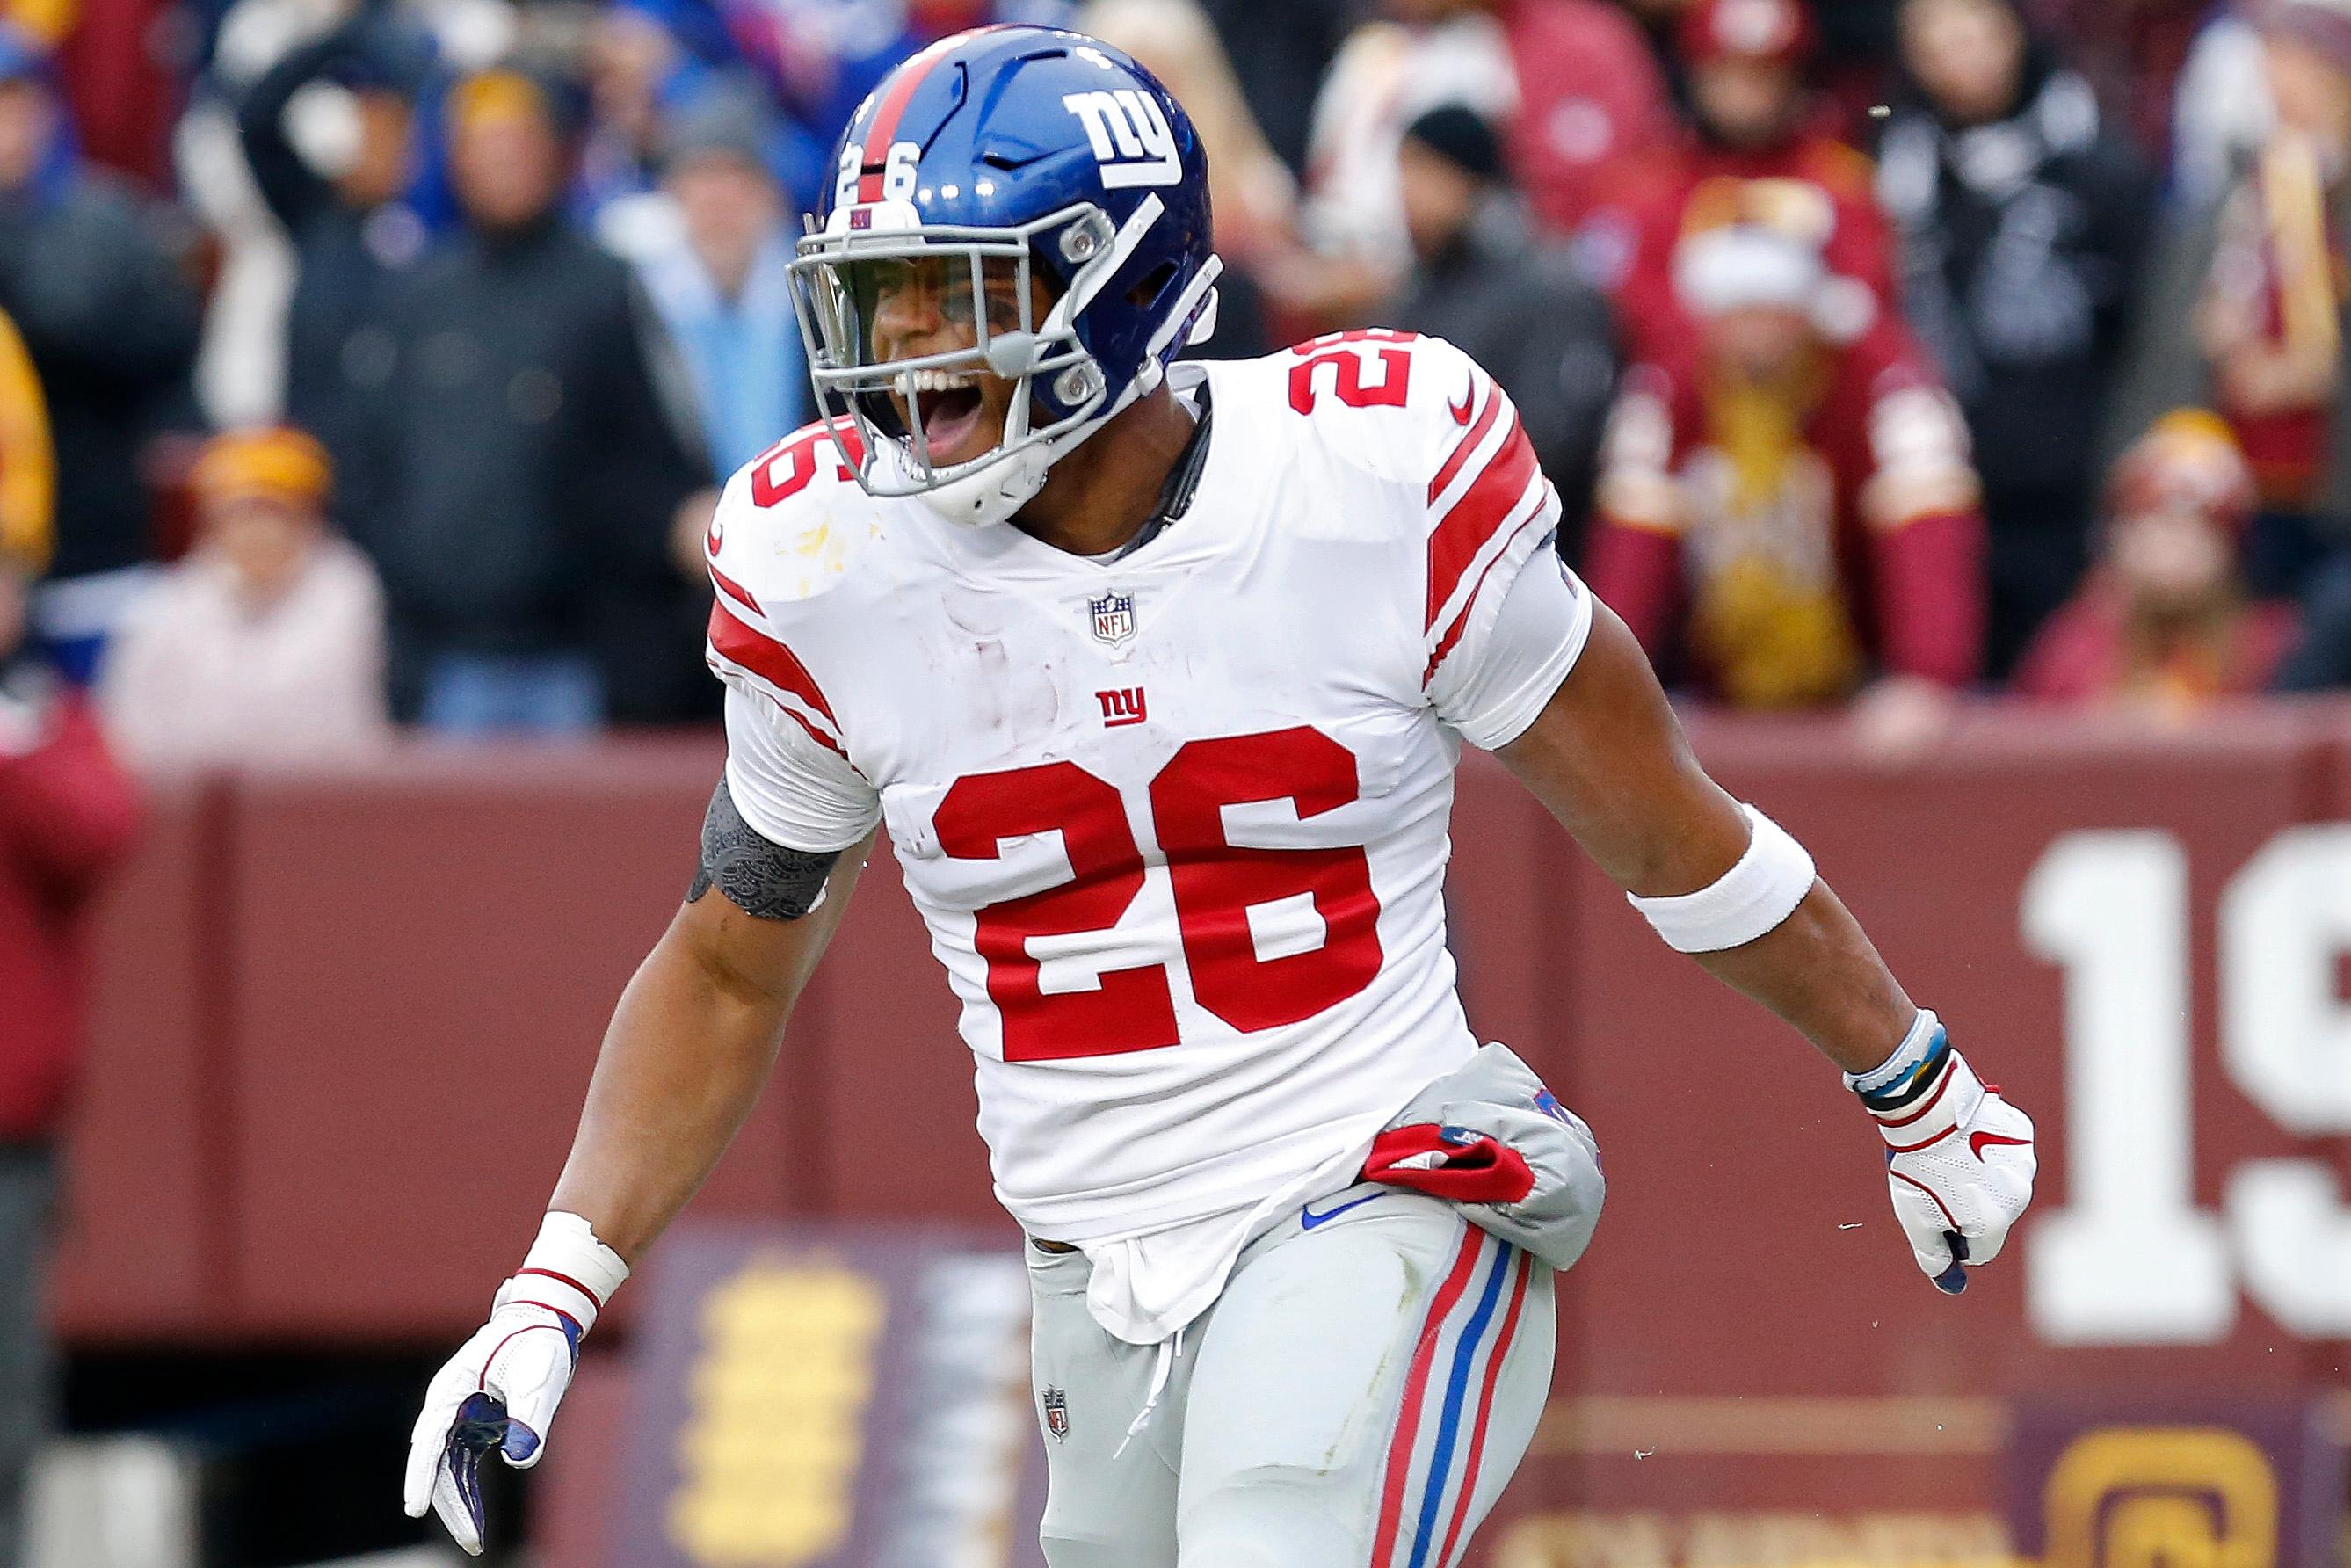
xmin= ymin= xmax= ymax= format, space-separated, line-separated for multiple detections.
xmin=707 ymin=332 xmax=1591 ymax=1340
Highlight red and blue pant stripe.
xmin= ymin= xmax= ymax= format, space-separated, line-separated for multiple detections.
xmin=1372 ymin=1226 xmax=1538 ymax=1568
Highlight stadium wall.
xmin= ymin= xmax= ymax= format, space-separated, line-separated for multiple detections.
xmin=51 ymin=706 xmax=2351 ymax=1561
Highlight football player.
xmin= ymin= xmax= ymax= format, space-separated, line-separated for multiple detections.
xmin=405 ymin=27 xmax=2036 ymax=1566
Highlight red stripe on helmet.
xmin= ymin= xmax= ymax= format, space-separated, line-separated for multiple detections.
xmin=854 ymin=27 xmax=1012 ymax=203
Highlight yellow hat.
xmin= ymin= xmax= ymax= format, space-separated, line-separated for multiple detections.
xmin=446 ymin=69 xmax=553 ymax=136
xmin=2108 ymin=409 xmax=2253 ymax=536
xmin=191 ymin=426 xmax=333 ymax=508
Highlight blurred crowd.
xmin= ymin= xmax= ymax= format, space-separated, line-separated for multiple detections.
xmin=0 ymin=3 xmax=2347 ymax=1557
xmin=0 ymin=0 xmax=2346 ymax=773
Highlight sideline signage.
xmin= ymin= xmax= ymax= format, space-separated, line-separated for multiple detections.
xmin=611 ymin=1223 xmax=1049 ymax=1568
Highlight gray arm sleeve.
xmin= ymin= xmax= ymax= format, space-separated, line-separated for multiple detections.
xmin=687 ymin=777 xmax=841 ymax=920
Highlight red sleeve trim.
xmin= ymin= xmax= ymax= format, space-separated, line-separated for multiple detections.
xmin=706 ymin=601 xmax=853 ymax=761
xmin=1422 ymin=497 xmax=1557 ymax=686
xmin=1427 ymin=380 xmax=1502 ymax=507
xmin=1426 ymin=414 xmax=1542 ymax=635
xmin=708 ymin=563 xmax=763 ymax=618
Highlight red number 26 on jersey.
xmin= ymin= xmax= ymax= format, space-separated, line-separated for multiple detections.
xmin=932 ymin=726 xmax=1385 ymax=1062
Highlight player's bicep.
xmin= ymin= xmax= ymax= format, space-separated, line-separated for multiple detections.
xmin=670 ymin=824 xmax=874 ymax=1011
xmin=1492 ymin=600 xmax=1749 ymax=897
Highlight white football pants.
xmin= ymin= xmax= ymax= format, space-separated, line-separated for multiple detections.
xmin=1027 ymin=1180 xmax=1556 ymax=1568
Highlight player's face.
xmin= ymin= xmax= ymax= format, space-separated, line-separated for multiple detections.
xmin=863 ymin=254 xmax=1039 ymax=468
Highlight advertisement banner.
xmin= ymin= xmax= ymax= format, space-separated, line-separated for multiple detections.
xmin=2006 ymin=1397 xmax=2349 ymax=1568
xmin=612 ymin=1223 xmax=1049 ymax=1568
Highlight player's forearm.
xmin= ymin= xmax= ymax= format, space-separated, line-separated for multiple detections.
xmin=1499 ymin=606 xmax=1915 ymax=1075
xmin=546 ymin=920 xmax=796 ymax=1260
xmin=1688 ymin=881 xmax=1917 ymax=1075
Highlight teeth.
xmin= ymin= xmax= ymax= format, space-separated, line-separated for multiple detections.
xmin=899 ymin=368 xmax=980 ymax=395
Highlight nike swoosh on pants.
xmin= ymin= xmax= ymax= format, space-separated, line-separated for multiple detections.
xmin=1301 ymin=1194 xmax=1383 ymax=1230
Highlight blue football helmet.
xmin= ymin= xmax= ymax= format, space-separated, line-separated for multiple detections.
xmin=787 ymin=25 xmax=1222 ymax=526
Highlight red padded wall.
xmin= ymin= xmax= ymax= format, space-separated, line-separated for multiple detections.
xmin=215 ymin=741 xmax=802 ymax=1337
xmin=51 ymin=781 xmax=220 ymax=1340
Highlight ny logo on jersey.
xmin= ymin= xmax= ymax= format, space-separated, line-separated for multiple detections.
xmin=1061 ymin=90 xmax=1182 ymax=188
xmin=1097 ymin=686 xmax=1147 ymax=729
xmin=1089 ymin=591 xmax=1136 ymax=648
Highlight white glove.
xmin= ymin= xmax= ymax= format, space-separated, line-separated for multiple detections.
xmin=1848 ymin=1011 xmax=2036 ymax=1295
xmin=403 ymin=1214 xmax=628 ymax=1555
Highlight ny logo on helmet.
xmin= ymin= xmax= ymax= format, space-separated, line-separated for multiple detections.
xmin=1062 ymin=90 xmax=1182 ymax=188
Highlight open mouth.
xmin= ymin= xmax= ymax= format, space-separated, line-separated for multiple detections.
xmin=903 ymin=368 xmax=990 ymax=464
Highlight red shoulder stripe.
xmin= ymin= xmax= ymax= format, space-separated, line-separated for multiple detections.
xmin=1426 ymin=414 xmax=1541 ymax=634
xmin=707 ymin=601 xmax=849 ymax=760
xmin=1422 ymin=495 xmax=1556 ymax=686
xmin=707 ymin=563 xmax=762 ymax=618
xmin=1427 ymin=381 xmax=1500 ymax=507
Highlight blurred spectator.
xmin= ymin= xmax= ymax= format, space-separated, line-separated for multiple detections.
xmin=0 ymin=529 xmax=136 ymax=1568
xmin=1385 ymin=103 xmax=1619 ymax=552
xmin=1279 ymin=0 xmax=1668 ymax=331
xmin=622 ymin=83 xmax=804 ymax=480
xmin=1879 ymin=0 xmax=2155 ymax=677
xmin=2020 ymin=0 xmax=2230 ymax=172
xmin=234 ymin=3 xmax=435 ymax=553
xmin=2275 ymin=541 xmax=2351 ymax=687
xmin=366 ymin=67 xmax=712 ymax=732
xmin=2115 ymin=0 xmax=2351 ymax=606
xmin=101 ymin=426 xmax=391 ymax=769
xmin=2112 ymin=0 xmax=2351 ymax=600
xmin=1587 ymin=216 xmax=1985 ymax=747
xmin=1596 ymin=0 xmax=1903 ymax=376
xmin=715 ymin=0 xmax=1057 ymax=207
xmin=577 ymin=6 xmax=684 ymax=217
xmin=0 ymin=25 xmax=200 ymax=682
xmin=47 ymin=0 xmax=178 ymax=184
xmin=2165 ymin=6 xmax=2274 ymax=209
xmin=1078 ymin=0 xmax=1294 ymax=356
xmin=0 ymin=309 xmax=47 ymax=579
xmin=1187 ymin=0 xmax=1351 ymax=175
xmin=2018 ymin=410 xmax=2297 ymax=709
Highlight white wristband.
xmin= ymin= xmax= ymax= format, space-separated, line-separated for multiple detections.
xmin=492 ymin=1211 xmax=630 ymax=1335
xmin=1626 ymin=804 xmax=1817 ymax=954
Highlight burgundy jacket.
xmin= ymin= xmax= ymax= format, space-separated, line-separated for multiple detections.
xmin=0 ymin=689 xmax=138 ymax=1142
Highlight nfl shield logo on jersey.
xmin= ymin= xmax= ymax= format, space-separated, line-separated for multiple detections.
xmin=1041 ymin=1385 xmax=1070 ymax=1442
xmin=1089 ymin=592 xmax=1136 ymax=649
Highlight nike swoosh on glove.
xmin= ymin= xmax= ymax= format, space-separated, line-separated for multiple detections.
xmin=1851 ymin=1013 xmax=2036 ymax=1296
xmin=403 ymin=1214 xmax=627 ymax=1555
